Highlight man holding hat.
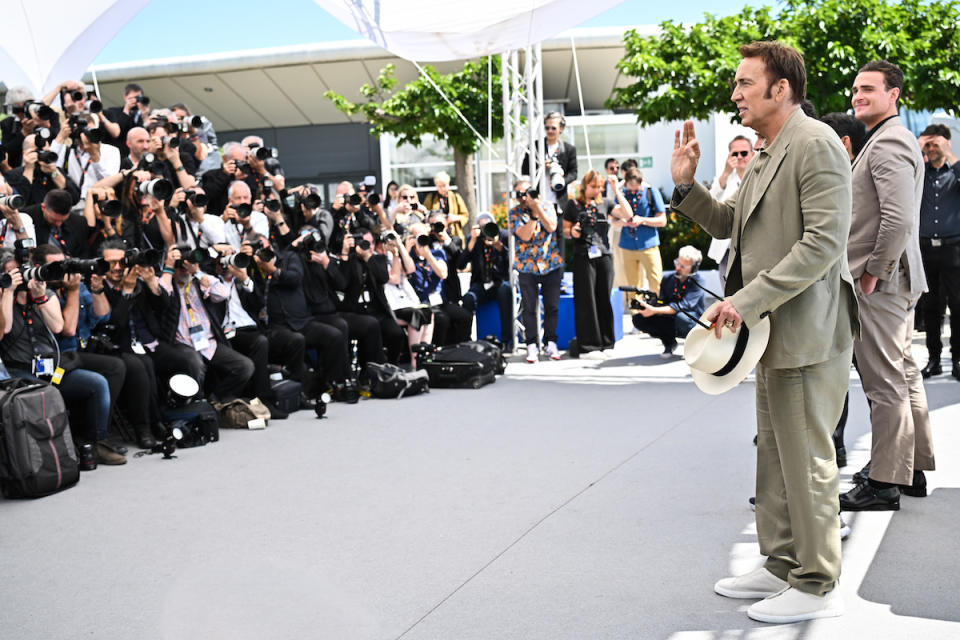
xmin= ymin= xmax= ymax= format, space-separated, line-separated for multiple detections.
xmin=670 ymin=41 xmax=858 ymax=623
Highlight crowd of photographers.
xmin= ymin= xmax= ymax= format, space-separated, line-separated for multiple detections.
xmin=0 ymin=80 xmax=526 ymax=468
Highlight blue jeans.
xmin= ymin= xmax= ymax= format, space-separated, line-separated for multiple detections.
xmin=9 ymin=368 xmax=111 ymax=442
xmin=462 ymin=281 xmax=514 ymax=347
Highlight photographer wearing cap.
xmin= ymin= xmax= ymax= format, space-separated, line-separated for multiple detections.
xmin=156 ymin=243 xmax=254 ymax=403
xmin=0 ymin=249 xmax=124 ymax=465
xmin=631 ymin=246 xmax=706 ymax=357
xmin=563 ymin=170 xmax=618 ymax=359
xmin=510 ymin=178 xmax=563 ymax=362
xmin=460 ymin=212 xmax=512 ymax=348
xmin=4 ymin=134 xmax=80 ymax=207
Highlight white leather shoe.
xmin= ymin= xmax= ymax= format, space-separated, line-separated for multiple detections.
xmin=747 ymin=586 xmax=844 ymax=624
xmin=714 ymin=567 xmax=788 ymax=599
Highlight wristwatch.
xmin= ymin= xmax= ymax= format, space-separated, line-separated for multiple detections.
xmin=15 ymin=226 xmax=26 ymax=234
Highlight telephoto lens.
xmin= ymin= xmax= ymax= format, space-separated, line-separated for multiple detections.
xmin=0 ymin=273 xmax=12 ymax=289
xmin=219 ymin=253 xmax=251 ymax=269
xmin=303 ymin=192 xmax=321 ymax=209
xmin=0 ymin=194 xmax=25 ymax=209
xmin=88 ymin=99 xmax=103 ymax=114
xmin=37 ymin=150 xmax=59 ymax=164
xmin=416 ymin=234 xmax=432 ymax=247
xmin=431 ymin=222 xmax=445 ymax=234
xmin=22 ymin=262 xmax=65 ymax=282
xmin=264 ymin=199 xmax=282 ymax=212
xmin=124 ymin=248 xmax=162 ymax=268
xmin=482 ymin=222 xmax=499 ymax=239
xmin=348 ymin=193 xmax=363 ymax=207
xmin=62 ymin=258 xmax=110 ymax=276
xmin=190 ymin=115 xmax=203 ymax=128
xmin=139 ymin=178 xmax=174 ymax=201
xmin=256 ymin=247 xmax=276 ymax=262
xmin=254 ymin=146 xmax=277 ymax=161
xmin=184 ymin=191 xmax=209 ymax=207
xmin=69 ymin=90 xmax=84 ymax=102
xmin=234 ymin=203 xmax=252 ymax=218
xmin=163 ymin=135 xmax=180 ymax=149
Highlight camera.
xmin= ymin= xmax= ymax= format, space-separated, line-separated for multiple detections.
xmin=84 ymin=325 xmax=120 ymax=356
xmin=62 ymin=257 xmax=109 ymax=276
xmin=367 ymin=192 xmax=381 ymax=206
xmin=37 ymin=150 xmax=58 ymax=164
xmin=262 ymin=178 xmax=274 ymax=192
xmin=431 ymin=221 xmax=445 ymax=235
xmin=138 ymin=178 xmax=173 ymax=200
xmin=173 ymin=244 xmax=206 ymax=269
xmin=137 ymin=152 xmax=162 ymax=173
xmin=482 ymin=222 xmax=500 ymax=239
xmin=351 ymin=233 xmax=370 ymax=252
xmin=123 ymin=247 xmax=161 ymax=268
xmin=26 ymin=101 xmax=56 ymax=122
xmin=577 ymin=211 xmax=597 ymax=239
xmin=301 ymin=192 xmax=322 ymax=210
xmin=379 ymin=230 xmax=397 ymax=244
xmin=234 ymin=203 xmax=252 ymax=218
xmin=94 ymin=196 xmax=122 ymax=218
xmin=299 ymin=230 xmax=327 ymax=254
xmin=34 ymin=127 xmax=52 ymax=147
xmin=416 ymin=234 xmax=433 ymax=247
xmin=88 ymin=99 xmax=103 ymax=114
xmin=183 ymin=190 xmax=208 ymax=207
xmin=219 ymin=252 xmax=251 ymax=269
xmin=235 ymin=161 xmax=251 ymax=175
xmin=162 ymin=135 xmax=180 ymax=149
xmin=348 ymin=193 xmax=363 ymax=207
xmin=264 ymin=199 xmax=282 ymax=213
xmin=548 ymin=154 xmax=565 ymax=193
xmin=22 ymin=262 xmax=65 ymax=282
xmin=252 ymin=146 xmax=277 ymax=161
xmin=0 ymin=194 xmax=24 ymax=209
xmin=0 ymin=272 xmax=13 ymax=289
xmin=68 ymin=114 xmax=101 ymax=144
xmin=514 ymin=187 xmax=539 ymax=200
xmin=248 ymin=239 xmax=275 ymax=263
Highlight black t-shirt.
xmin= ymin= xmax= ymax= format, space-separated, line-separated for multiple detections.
xmin=563 ymin=197 xmax=615 ymax=256
xmin=0 ymin=296 xmax=59 ymax=369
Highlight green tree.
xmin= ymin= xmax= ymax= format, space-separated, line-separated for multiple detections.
xmin=609 ymin=0 xmax=960 ymax=124
xmin=325 ymin=58 xmax=502 ymax=223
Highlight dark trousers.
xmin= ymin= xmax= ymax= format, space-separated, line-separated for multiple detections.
xmin=315 ymin=311 xmax=386 ymax=367
xmin=296 ymin=319 xmax=349 ymax=387
xmin=118 ymin=352 xmax=162 ymax=433
xmin=517 ymin=268 xmax=562 ymax=345
xmin=572 ymin=252 xmax=615 ymax=352
xmin=229 ymin=326 xmax=305 ymax=400
xmin=152 ymin=340 xmax=254 ymax=402
xmin=431 ymin=302 xmax=472 ymax=346
xmin=921 ymin=244 xmax=960 ymax=358
xmin=462 ymin=281 xmax=514 ymax=347
xmin=632 ymin=314 xmax=679 ymax=347
xmin=373 ymin=312 xmax=408 ymax=364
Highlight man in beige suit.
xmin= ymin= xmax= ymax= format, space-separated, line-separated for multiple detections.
xmin=840 ymin=60 xmax=935 ymax=511
xmin=671 ymin=41 xmax=858 ymax=624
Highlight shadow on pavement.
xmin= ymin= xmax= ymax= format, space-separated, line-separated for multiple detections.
xmin=924 ymin=379 xmax=960 ymax=412
xmin=857 ymin=487 xmax=960 ymax=622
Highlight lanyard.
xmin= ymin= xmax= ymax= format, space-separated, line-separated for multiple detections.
xmin=71 ymin=148 xmax=92 ymax=190
xmin=179 ymin=279 xmax=198 ymax=325
xmin=50 ymin=225 xmax=66 ymax=250
xmin=21 ymin=303 xmax=45 ymax=355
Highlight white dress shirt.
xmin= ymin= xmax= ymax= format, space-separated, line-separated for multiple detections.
xmin=52 ymin=141 xmax=121 ymax=200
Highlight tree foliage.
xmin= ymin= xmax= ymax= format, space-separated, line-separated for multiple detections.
xmin=609 ymin=0 xmax=960 ymax=123
xmin=324 ymin=58 xmax=502 ymax=156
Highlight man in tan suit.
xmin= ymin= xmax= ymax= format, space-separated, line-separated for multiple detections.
xmin=840 ymin=60 xmax=935 ymax=511
xmin=671 ymin=41 xmax=858 ymax=624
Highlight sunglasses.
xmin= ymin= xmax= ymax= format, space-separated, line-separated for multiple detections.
xmin=544 ymin=126 xmax=558 ymax=131
xmin=731 ymin=150 xmax=750 ymax=158
xmin=400 ymin=194 xmax=415 ymax=200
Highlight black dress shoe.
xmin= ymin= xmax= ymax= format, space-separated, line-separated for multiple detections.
xmin=135 ymin=426 xmax=158 ymax=450
xmin=921 ymin=359 xmax=942 ymax=378
xmin=852 ymin=460 xmax=871 ymax=484
xmin=953 ymin=361 xmax=960 ymax=381
xmin=840 ymin=481 xmax=900 ymax=511
xmin=900 ymin=470 xmax=928 ymax=497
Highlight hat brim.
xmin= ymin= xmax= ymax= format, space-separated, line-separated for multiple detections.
xmin=686 ymin=314 xmax=771 ymax=395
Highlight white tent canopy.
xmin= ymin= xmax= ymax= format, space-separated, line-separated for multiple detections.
xmin=1 ymin=0 xmax=624 ymax=98
xmin=315 ymin=0 xmax=625 ymax=62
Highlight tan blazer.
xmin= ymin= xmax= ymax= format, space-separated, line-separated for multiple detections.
xmin=423 ymin=190 xmax=469 ymax=242
xmin=848 ymin=116 xmax=927 ymax=295
xmin=673 ymin=108 xmax=859 ymax=369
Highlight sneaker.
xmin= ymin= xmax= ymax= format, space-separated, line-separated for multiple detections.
xmin=714 ymin=567 xmax=788 ymax=599
xmin=526 ymin=344 xmax=539 ymax=363
xmin=544 ymin=341 xmax=561 ymax=360
xmin=95 ymin=441 xmax=127 ymax=466
xmin=746 ymin=586 xmax=843 ymax=624
xmin=581 ymin=350 xmax=606 ymax=361
xmin=661 ymin=341 xmax=677 ymax=358
xmin=839 ymin=515 xmax=851 ymax=540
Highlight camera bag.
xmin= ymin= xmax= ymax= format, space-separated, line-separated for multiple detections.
xmin=215 ymin=399 xmax=270 ymax=429
xmin=270 ymin=379 xmax=302 ymax=414
xmin=416 ymin=342 xmax=498 ymax=389
xmin=0 ymin=378 xmax=80 ymax=499
xmin=365 ymin=362 xmax=430 ymax=399
xmin=162 ymin=400 xmax=219 ymax=448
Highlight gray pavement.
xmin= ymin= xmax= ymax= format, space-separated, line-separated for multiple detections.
xmin=1 ymin=327 xmax=958 ymax=640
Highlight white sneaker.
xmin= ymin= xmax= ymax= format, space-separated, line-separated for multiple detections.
xmin=840 ymin=516 xmax=851 ymax=540
xmin=581 ymin=350 xmax=606 ymax=361
xmin=544 ymin=341 xmax=561 ymax=360
xmin=747 ymin=586 xmax=843 ymax=624
xmin=714 ymin=567 xmax=788 ymax=599
xmin=525 ymin=344 xmax=539 ymax=363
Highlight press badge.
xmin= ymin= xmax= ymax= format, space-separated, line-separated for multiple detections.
xmin=428 ymin=292 xmax=443 ymax=306
xmin=223 ymin=323 xmax=237 ymax=339
xmin=189 ymin=324 xmax=210 ymax=351
xmin=32 ymin=356 xmax=54 ymax=377
xmin=51 ymin=367 xmax=65 ymax=385
xmin=484 ymin=281 xmax=495 ymax=290
xmin=131 ymin=340 xmax=146 ymax=355
xmin=587 ymin=245 xmax=602 ymax=260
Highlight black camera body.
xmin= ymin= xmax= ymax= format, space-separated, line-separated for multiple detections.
xmin=300 ymin=230 xmax=327 ymax=254
xmin=62 ymin=257 xmax=109 ymax=276
xmin=578 ymin=211 xmax=597 ymax=240
xmin=124 ymin=248 xmax=161 ymax=268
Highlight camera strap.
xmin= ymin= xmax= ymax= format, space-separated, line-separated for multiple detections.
xmin=71 ymin=147 xmax=92 ymax=190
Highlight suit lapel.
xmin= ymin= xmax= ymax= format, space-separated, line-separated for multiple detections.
xmin=851 ymin=116 xmax=899 ymax=170
xmin=741 ymin=142 xmax=789 ymax=228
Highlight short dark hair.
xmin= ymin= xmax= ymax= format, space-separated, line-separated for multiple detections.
xmin=621 ymin=159 xmax=637 ymax=171
xmin=170 ymin=102 xmax=190 ymax=114
xmin=99 ymin=238 xmax=128 ymax=256
xmin=624 ymin=168 xmax=643 ymax=183
xmin=123 ymin=83 xmax=143 ymax=96
xmin=604 ymin=157 xmax=618 ymax=169
xmin=921 ymin=123 xmax=951 ymax=140
xmin=738 ymin=41 xmax=807 ymax=104
xmin=859 ymin=60 xmax=904 ymax=101
xmin=728 ymin=135 xmax=752 ymax=150
xmin=821 ymin=112 xmax=868 ymax=157
xmin=43 ymin=190 xmax=72 ymax=215
xmin=800 ymin=99 xmax=819 ymax=119
xmin=31 ymin=243 xmax=64 ymax=263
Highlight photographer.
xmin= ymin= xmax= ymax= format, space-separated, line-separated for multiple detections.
xmin=391 ymin=184 xmax=426 ymax=230
xmin=460 ymin=212 xmax=512 ymax=348
xmin=510 ymin=179 xmax=563 ymax=362
xmin=4 ymin=133 xmax=80 ymax=206
xmin=298 ymin=228 xmax=386 ymax=373
xmin=260 ymin=191 xmax=296 ymax=250
xmin=21 ymin=189 xmax=89 ymax=258
xmin=50 ymin=111 xmax=120 ymax=202
xmin=423 ymin=171 xmax=468 ymax=243
xmin=246 ymin=234 xmax=350 ymax=401
xmin=380 ymin=230 xmax=434 ymax=364
xmin=329 ymin=187 xmax=381 ymax=251
xmin=90 ymin=169 xmax=174 ymax=252
xmin=521 ymin=112 xmax=578 ymax=213
xmin=167 ymin=186 xmax=226 ymax=249
xmin=0 ymin=195 xmax=36 ymax=248
xmin=157 ymin=243 xmax=254 ymax=403
xmin=99 ymin=239 xmax=175 ymax=446
xmin=200 ymin=141 xmax=256 ymax=216
xmin=144 ymin=120 xmax=196 ymax=190
xmin=631 ymin=246 xmax=706 ymax=358
xmin=171 ymin=103 xmax=219 ymax=175
xmin=424 ymin=210 xmax=466 ymax=304
xmin=1 ymin=87 xmax=56 ymax=168
xmin=613 ymin=168 xmax=666 ymax=295
xmin=103 ymin=84 xmax=149 ymax=154
xmin=286 ymin=185 xmax=334 ymax=239
xmin=119 ymin=127 xmax=151 ymax=171
xmin=405 ymin=222 xmax=471 ymax=345
xmin=221 ymin=181 xmax=268 ymax=249
xmin=0 ymin=250 xmax=124 ymax=465
xmin=563 ymin=170 xmax=617 ymax=359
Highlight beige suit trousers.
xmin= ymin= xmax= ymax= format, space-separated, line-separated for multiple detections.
xmin=755 ymin=347 xmax=851 ymax=597
xmin=854 ymin=287 xmax=936 ymax=485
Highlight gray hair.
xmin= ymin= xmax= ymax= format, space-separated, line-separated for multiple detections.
xmin=222 ymin=141 xmax=244 ymax=160
xmin=228 ymin=180 xmax=250 ymax=199
xmin=433 ymin=171 xmax=451 ymax=185
xmin=4 ymin=86 xmax=34 ymax=106
xmin=678 ymin=245 xmax=703 ymax=266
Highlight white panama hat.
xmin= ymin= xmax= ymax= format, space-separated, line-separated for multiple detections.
xmin=684 ymin=309 xmax=771 ymax=395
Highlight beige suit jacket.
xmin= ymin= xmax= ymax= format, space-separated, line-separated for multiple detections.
xmin=848 ymin=116 xmax=926 ymax=295
xmin=673 ymin=108 xmax=859 ymax=369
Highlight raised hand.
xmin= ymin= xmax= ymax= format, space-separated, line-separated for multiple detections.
xmin=671 ymin=120 xmax=701 ymax=186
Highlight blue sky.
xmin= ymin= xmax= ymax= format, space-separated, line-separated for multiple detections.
xmin=93 ymin=0 xmax=769 ymax=65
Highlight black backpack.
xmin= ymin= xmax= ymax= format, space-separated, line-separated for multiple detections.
xmin=415 ymin=341 xmax=500 ymax=389
xmin=366 ymin=363 xmax=430 ymax=399
xmin=162 ymin=400 xmax=219 ymax=448
xmin=0 ymin=379 xmax=80 ymax=499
